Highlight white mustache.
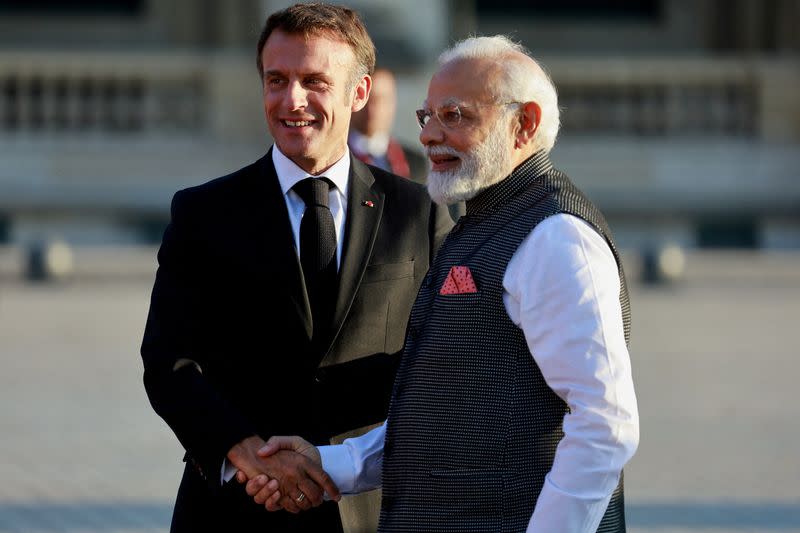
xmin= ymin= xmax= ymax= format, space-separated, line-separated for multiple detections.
xmin=425 ymin=145 xmax=463 ymax=159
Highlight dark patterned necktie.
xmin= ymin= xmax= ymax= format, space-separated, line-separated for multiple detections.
xmin=293 ymin=177 xmax=337 ymax=342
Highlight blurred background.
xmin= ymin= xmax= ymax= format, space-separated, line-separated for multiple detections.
xmin=0 ymin=0 xmax=798 ymax=532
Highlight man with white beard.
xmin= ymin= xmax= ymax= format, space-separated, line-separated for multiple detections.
xmin=243 ymin=35 xmax=640 ymax=533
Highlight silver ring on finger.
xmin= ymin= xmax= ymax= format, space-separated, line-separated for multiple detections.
xmin=295 ymin=491 xmax=306 ymax=503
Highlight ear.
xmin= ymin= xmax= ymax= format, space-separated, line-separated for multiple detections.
xmin=514 ymin=101 xmax=541 ymax=149
xmin=351 ymin=74 xmax=372 ymax=113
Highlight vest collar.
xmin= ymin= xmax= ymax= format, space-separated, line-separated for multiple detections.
xmin=465 ymin=150 xmax=553 ymax=216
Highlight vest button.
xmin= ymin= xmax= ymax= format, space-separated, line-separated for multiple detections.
xmin=314 ymin=369 xmax=327 ymax=383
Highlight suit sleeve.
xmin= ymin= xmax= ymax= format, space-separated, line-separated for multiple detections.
xmin=140 ymin=190 xmax=255 ymax=488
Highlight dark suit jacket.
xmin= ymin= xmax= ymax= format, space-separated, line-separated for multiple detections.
xmin=141 ymin=150 xmax=452 ymax=532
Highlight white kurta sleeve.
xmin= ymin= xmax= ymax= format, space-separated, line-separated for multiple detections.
xmin=318 ymin=422 xmax=386 ymax=495
xmin=502 ymin=214 xmax=639 ymax=533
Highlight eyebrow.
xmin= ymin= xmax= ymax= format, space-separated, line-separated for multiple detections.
xmin=423 ymin=97 xmax=464 ymax=109
xmin=263 ymin=69 xmax=331 ymax=80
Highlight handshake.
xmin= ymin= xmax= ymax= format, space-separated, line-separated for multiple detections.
xmin=227 ymin=435 xmax=339 ymax=513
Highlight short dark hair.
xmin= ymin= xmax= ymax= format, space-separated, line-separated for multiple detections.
xmin=256 ymin=3 xmax=376 ymax=85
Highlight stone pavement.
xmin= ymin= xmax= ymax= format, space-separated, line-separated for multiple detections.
xmin=0 ymin=251 xmax=798 ymax=532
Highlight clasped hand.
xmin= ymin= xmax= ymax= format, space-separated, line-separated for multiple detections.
xmin=229 ymin=435 xmax=338 ymax=513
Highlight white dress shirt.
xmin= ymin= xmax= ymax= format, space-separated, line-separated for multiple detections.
xmin=272 ymin=144 xmax=350 ymax=268
xmin=221 ymin=144 xmax=351 ymax=484
xmin=319 ymin=213 xmax=640 ymax=533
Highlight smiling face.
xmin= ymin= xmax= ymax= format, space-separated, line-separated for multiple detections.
xmin=261 ymin=30 xmax=370 ymax=175
xmin=420 ymin=58 xmax=518 ymax=204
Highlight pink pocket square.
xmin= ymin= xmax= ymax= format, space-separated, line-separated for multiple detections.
xmin=439 ymin=266 xmax=478 ymax=295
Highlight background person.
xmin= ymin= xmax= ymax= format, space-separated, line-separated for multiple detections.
xmin=348 ymin=67 xmax=428 ymax=185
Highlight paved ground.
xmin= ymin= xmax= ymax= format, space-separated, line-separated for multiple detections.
xmin=0 ymin=250 xmax=798 ymax=532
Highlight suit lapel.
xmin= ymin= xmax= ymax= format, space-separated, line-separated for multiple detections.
xmin=321 ymin=157 xmax=384 ymax=360
xmin=249 ymin=150 xmax=313 ymax=341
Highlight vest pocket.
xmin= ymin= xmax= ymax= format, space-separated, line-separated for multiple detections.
xmin=362 ymin=260 xmax=414 ymax=282
xmin=432 ymin=291 xmax=481 ymax=307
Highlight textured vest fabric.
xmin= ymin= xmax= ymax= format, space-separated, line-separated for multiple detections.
xmin=379 ymin=152 xmax=631 ymax=533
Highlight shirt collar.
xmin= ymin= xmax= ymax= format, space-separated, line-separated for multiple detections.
xmin=465 ymin=150 xmax=554 ymax=216
xmin=272 ymin=144 xmax=351 ymax=198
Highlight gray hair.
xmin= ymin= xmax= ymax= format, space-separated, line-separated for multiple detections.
xmin=438 ymin=35 xmax=560 ymax=153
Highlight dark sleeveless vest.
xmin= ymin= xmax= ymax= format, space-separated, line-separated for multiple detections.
xmin=378 ymin=152 xmax=631 ymax=532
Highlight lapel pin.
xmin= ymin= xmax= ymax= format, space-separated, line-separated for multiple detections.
xmin=362 ymin=200 xmax=374 ymax=208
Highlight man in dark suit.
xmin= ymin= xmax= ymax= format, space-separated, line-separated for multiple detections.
xmin=140 ymin=4 xmax=452 ymax=532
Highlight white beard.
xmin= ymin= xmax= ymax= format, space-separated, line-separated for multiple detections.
xmin=426 ymin=122 xmax=515 ymax=205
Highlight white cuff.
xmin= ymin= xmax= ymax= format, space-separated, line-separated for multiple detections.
xmin=319 ymin=444 xmax=357 ymax=494
xmin=221 ymin=458 xmax=237 ymax=485
xmin=527 ymin=475 xmax=614 ymax=533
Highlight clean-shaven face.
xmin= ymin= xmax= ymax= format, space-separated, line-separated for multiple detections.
xmin=261 ymin=30 xmax=365 ymax=175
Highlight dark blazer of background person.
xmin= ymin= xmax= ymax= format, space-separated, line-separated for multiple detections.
xmin=141 ymin=151 xmax=450 ymax=530
xmin=349 ymin=130 xmax=429 ymax=186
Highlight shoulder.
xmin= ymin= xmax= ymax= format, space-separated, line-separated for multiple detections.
xmin=172 ymin=155 xmax=268 ymax=211
xmin=516 ymin=214 xmax=615 ymax=273
xmin=530 ymin=169 xmax=595 ymax=213
xmin=532 ymin=213 xmax=604 ymax=246
xmin=504 ymin=214 xmax=619 ymax=306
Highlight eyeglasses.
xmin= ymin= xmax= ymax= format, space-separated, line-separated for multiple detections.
xmin=416 ymin=101 xmax=522 ymax=130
